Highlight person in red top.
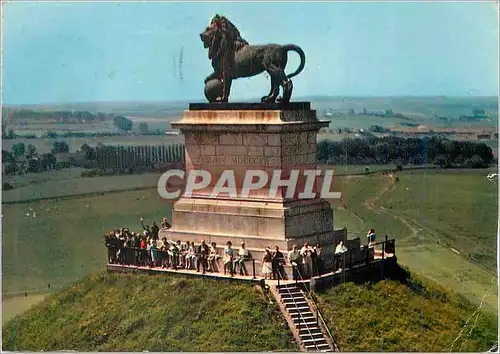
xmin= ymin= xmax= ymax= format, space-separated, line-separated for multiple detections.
xmin=137 ymin=236 xmax=148 ymax=265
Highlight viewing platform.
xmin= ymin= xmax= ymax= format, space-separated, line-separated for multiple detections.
xmin=106 ymin=237 xmax=397 ymax=287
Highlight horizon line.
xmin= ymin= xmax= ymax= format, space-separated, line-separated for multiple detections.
xmin=3 ymin=94 xmax=499 ymax=107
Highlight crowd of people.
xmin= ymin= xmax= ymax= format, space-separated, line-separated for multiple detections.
xmin=104 ymin=218 xmax=256 ymax=276
xmin=104 ymin=217 xmax=378 ymax=280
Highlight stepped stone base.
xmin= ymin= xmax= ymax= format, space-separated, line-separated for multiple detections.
xmin=160 ymin=197 xmax=334 ymax=264
xmin=161 ymin=102 xmax=336 ymax=272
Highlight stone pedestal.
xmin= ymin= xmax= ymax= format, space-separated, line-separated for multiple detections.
xmin=160 ymin=102 xmax=336 ymax=266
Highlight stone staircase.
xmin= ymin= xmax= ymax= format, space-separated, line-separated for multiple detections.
xmin=277 ymin=284 xmax=335 ymax=352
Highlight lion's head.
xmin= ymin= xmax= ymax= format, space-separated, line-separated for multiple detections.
xmin=200 ymin=14 xmax=248 ymax=60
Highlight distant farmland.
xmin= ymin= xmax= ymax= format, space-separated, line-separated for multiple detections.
xmin=1 ymin=135 xmax=183 ymax=154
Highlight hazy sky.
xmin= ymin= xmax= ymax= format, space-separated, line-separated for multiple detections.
xmin=2 ymin=1 xmax=498 ymax=104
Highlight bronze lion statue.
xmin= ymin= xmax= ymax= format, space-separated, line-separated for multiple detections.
xmin=200 ymin=14 xmax=306 ymax=103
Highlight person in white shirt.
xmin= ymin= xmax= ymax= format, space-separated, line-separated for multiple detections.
xmin=335 ymin=241 xmax=347 ymax=254
xmin=334 ymin=241 xmax=348 ymax=271
xmin=288 ymin=245 xmax=302 ymax=280
xmin=235 ymin=242 xmax=249 ymax=276
xmin=300 ymin=242 xmax=313 ymax=278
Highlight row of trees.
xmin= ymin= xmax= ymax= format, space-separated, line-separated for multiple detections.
xmin=3 ymin=141 xmax=185 ymax=178
xmin=316 ymin=136 xmax=494 ymax=168
xmin=80 ymin=143 xmax=184 ymax=172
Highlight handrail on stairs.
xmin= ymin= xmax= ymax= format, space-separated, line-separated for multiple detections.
xmin=277 ymin=282 xmax=322 ymax=351
xmin=295 ymin=267 xmax=340 ymax=352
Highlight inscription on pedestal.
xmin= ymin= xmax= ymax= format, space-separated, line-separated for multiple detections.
xmin=191 ymin=155 xmax=278 ymax=167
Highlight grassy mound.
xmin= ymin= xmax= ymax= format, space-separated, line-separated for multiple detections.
xmin=316 ymin=272 xmax=498 ymax=352
xmin=2 ymin=271 xmax=298 ymax=352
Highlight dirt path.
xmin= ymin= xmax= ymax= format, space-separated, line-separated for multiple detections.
xmin=362 ymin=173 xmax=420 ymax=239
xmin=358 ymin=173 xmax=494 ymax=275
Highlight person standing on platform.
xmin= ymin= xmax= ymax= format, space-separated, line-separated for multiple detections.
xmin=197 ymin=240 xmax=209 ymax=273
xmin=170 ymin=241 xmax=179 ymax=269
xmin=272 ymin=246 xmax=287 ymax=280
xmin=262 ymin=248 xmax=273 ymax=280
xmin=367 ymin=229 xmax=376 ymax=248
xmin=314 ymin=243 xmax=324 ymax=276
xmin=159 ymin=238 xmax=170 ymax=268
xmin=334 ymin=241 xmax=348 ymax=271
xmin=186 ymin=242 xmax=195 ymax=269
xmin=149 ymin=240 xmax=159 ymax=267
xmin=300 ymin=242 xmax=314 ymax=278
xmin=140 ymin=217 xmax=159 ymax=241
xmin=235 ymin=242 xmax=249 ymax=276
xmin=208 ymin=242 xmax=220 ymax=272
xmin=288 ymin=245 xmax=302 ymax=280
xmin=223 ymin=241 xmax=235 ymax=276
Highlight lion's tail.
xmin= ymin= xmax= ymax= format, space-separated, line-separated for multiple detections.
xmin=283 ymin=44 xmax=306 ymax=79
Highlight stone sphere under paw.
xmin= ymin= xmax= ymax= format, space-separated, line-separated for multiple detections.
xmin=204 ymin=79 xmax=223 ymax=103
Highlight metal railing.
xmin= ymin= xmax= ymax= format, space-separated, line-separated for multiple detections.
xmin=106 ymin=246 xmax=259 ymax=278
xmin=277 ymin=282 xmax=318 ymax=351
xmin=295 ymin=267 xmax=340 ymax=352
xmin=323 ymin=237 xmax=396 ymax=272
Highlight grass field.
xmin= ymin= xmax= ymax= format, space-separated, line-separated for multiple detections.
xmin=332 ymin=169 xmax=498 ymax=309
xmin=2 ymin=188 xmax=171 ymax=294
xmin=2 ymin=272 xmax=298 ymax=352
xmin=3 ymin=168 xmax=89 ymax=188
xmin=317 ymin=273 xmax=498 ymax=352
xmin=2 ymin=172 xmax=162 ymax=203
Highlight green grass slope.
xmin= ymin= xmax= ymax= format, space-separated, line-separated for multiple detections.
xmin=317 ymin=273 xmax=498 ymax=352
xmin=2 ymin=272 xmax=298 ymax=352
